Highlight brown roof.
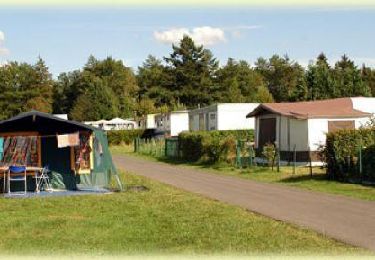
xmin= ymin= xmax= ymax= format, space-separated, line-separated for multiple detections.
xmin=246 ymin=98 xmax=371 ymax=119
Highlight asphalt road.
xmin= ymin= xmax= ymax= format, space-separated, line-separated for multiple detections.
xmin=113 ymin=154 xmax=375 ymax=251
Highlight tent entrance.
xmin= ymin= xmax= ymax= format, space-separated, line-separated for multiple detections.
xmin=41 ymin=137 xmax=77 ymax=190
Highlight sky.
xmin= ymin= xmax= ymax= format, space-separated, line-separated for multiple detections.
xmin=0 ymin=5 xmax=374 ymax=76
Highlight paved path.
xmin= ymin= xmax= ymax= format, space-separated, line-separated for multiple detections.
xmin=113 ymin=154 xmax=375 ymax=251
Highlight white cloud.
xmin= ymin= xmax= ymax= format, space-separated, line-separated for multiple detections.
xmin=154 ymin=26 xmax=226 ymax=46
xmin=0 ymin=30 xmax=9 ymax=56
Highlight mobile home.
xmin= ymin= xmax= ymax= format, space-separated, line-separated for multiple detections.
xmin=155 ymin=110 xmax=189 ymax=137
xmin=247 ymin=97 xmax=375 ymax=165
xmin=189 ymin=103 xmax=259 ymax=131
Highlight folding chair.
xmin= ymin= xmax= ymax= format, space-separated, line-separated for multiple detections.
xmin=35 ymin=166 xmax=52 ymax=192
xmin=7 ymin=166 xmax=27 ymax=195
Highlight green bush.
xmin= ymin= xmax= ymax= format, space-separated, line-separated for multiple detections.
xmin=178 ymin=130 xmax=253 ymax=163
xmin=325 ymin=128 xmax=375 ymax=181
xmin=178 ymin=132 xmax=206 ymax=161
xmin=202 ymin=134 xmax=237 ymax=163
xmin=262 ymin=143 xmax=276 ymax=168
xmin=107 ymin=129 xmax=145 ymax=145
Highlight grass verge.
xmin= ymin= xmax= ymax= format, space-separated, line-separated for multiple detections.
xmin=0 ymin=170 xmax=368 ymax=256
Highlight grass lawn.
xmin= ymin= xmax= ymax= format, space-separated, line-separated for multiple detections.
xmin=111 ymin=145 xmax=375 ymax=201
xmin=0 ymin=170 xmax=368 ymax=256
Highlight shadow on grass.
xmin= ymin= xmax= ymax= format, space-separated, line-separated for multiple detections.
xmin=154 ymin=156 xmax=235 ymax=171
xmin=155 ymin=156 xmax=276 ymax=174
xmin=156 ymin=156 xmax=193 ymax=165
xmin=278 ymin=173 xmax=328 ymax=184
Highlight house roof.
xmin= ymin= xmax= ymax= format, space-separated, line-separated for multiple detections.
xmin=246 ymin=98 xmax=372 ymax=119
xmin=0 ymin=111 xmax=99 ymax=134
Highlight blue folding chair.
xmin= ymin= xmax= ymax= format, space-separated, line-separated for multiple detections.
xmin=7 ymin=166 xmax=27 ymax=195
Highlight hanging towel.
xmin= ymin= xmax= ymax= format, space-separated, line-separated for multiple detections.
xmin=57 ymin=132 xmax=80 ymax=148
xmin=0 ymin=137 xmax=3 ymax=161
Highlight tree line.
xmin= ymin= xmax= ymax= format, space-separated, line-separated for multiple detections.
xmin=0 ymin=35 xmax=374 ymax=122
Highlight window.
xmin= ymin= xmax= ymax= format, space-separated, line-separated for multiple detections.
xmin=328 ymin=121 xmax=355 ymax=133
xmin=208 ymin=112 xmax=217 ymax=130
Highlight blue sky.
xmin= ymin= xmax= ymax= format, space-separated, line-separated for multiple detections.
xmin=0 ymin=6 xmax=374 ymax=76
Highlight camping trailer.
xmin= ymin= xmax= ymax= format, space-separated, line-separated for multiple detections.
xmin=85 ymin=118 xmax=137 ymax=131
xmin=189 ymin=103 xmax=259 ymax=131
xmin=155 ymin=110 xmax=189 ymax=137
xmin=0 ymin=111 xmax=122 ymax=191
xmin=247 ymin=97 xmax=375 ymax=165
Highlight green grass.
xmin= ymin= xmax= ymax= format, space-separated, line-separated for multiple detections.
xmin=0 ymin=170 xmax=367 ymax=256
xmin=111 ymin=145 xmax=375 ymax=201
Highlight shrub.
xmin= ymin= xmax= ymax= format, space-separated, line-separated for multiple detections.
xmin=178 ymin=130 xmax=253 ymax=163
xmin=178 ymin=132 xmax=207 ymax=161
xmin=107 ymin=129 xmax=145 ymax=145
xmin=262 ymin=143 xmax=276 ymax=168
xmin=362 ymin=144 xmax=375 ymax=180
xmin=201 ymin=134 xmax=237 ymax=163
xmin=324 ymin=127 xmax=375 ymax=181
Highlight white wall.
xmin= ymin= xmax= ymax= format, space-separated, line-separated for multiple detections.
xmin=217 ymin=103 xmax=258 ymax=130
xmin=307 ymin=117 xmax=371 ymax=151
xmin=171 ymin=112 xmax=189 ymax=136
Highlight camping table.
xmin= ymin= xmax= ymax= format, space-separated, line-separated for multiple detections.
xmin=0 ymin=166 xmax=43 ymax=192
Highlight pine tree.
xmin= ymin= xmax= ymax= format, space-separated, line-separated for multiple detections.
xmin=333 ymin=55 xmax=371 ymax=97
xmin=164 ymin=35 xmax=218 ymax=108
xmin=255 ymin=55 xmax=305 ymax=102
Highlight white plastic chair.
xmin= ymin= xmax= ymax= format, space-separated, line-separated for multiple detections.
xmin=35 ymin=166 xmax=52 ymax=192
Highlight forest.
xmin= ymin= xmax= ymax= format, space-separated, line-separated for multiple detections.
xmin=0 ymin=35 xmax=374 ymax=122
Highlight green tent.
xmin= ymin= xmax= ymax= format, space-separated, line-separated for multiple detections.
xmin=0 ymin=111 xmax=122 ymax=191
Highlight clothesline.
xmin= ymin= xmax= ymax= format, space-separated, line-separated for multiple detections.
xmin=0 ymin=131 xmax=91 ymax=139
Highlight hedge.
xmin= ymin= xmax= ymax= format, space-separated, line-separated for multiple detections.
xmin=178 ymin=130 xmax=254 ymax=163
xmin=107 ymin=129 xmax=145 ymax=145
xmin=325 ymin=128 xmax=375 ymax=181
